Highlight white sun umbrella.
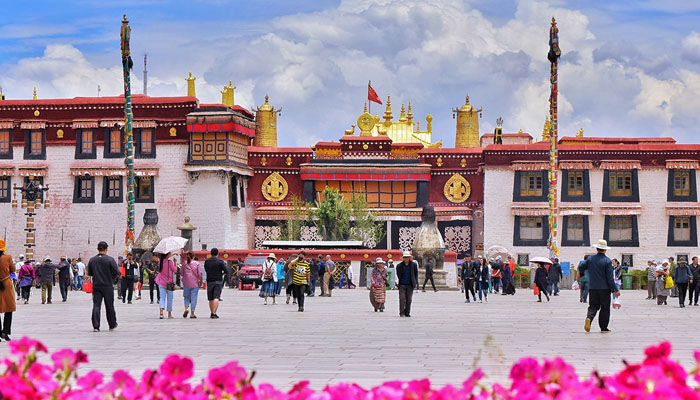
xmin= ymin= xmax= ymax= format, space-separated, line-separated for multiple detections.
xmin=153 ymin=236 xmax=189 ymax=255
xmin=529 ymin=256 xmax=553 ymax=264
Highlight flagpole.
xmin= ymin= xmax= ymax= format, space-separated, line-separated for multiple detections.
xmin=121 ymin=15 xmax=136 ymax=252
xmin=548 ymin=17 xmax=561 ymax=259
xmin=368 ymin=80 xmax=371 ymax=115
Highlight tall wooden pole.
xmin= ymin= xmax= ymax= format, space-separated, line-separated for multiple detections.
xmin=548 ymin=17 xmax=561 ymax=258
xmin=121 ymin=15 xmax=135 ymax=250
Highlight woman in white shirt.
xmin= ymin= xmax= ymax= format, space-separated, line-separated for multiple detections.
xmin=259 ymin=253 xmax=278 ymax=305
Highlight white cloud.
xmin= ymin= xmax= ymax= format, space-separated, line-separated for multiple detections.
xmin=682 ymin=31 xmax=700 ymax=64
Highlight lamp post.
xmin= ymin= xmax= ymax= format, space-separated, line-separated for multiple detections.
xmin=12 ymin=178 xmax=49 ymax=261
xmin=177 ymin=216 xmax=197 ymax=252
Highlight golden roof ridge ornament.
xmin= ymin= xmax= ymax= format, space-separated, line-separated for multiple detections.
xmin=32 ymin=87 xmax=37 ymax=100
xmin=186 ymin=72 xmax=196 ymax=98
xmin=407 ymin=102 xmax=414 ymax=123
xmin=399 ymin=103 xmax=407 ymax=122
xmin=383 ymin=96 xmax=393 ymax=126
xmin=357 ymin=102 xmax=375 ymax=136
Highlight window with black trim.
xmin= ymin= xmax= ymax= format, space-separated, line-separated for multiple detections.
xmin=104 ymin=129 xmax=124 ymax=158
xmin=135 ymin=176 xmax=154 ymax=202
xmin=23 ymin=177 xmax=44 ymax=201
xmin=102 ymin=177 xmax=123 ymax=203
xmin=24 ymin=130 xmax=45 ymax=160
xmin=562 ymin=215 xmax=590 ymax=246
xmin=513 ymin=215 xmax=548 ymax=246
xmin=73 ymin=176 xmax=95 ymax=203
xmin=513 ymin=171 xmax=548 ymax=202
xmin=667 ymin=169 xmax=697 ymax=202
xmin=230 ymin=176 xmax=239 ymax=207
xmin=0 ymin=130 xmax=12 ymax=159
xmin=0 ymin=177 xmax=10 ymax=203
xmin=561 ymin=170 xmax=591 ymax=202
xmin=667 ymin=216 xmax=697 ymax=247
xmin=602 ymin=170 xmax=639 ymax=202
xmin=75 ymin=130 xmax=96 ymax=159
xmin=136 ymin=129 xmax=156 ymax=158
xmin=604 ymin=215 xmax=639 ymax=247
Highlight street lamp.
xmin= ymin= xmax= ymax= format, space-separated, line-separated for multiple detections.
xmin=12 ymin=178 xmax=49 ymax=261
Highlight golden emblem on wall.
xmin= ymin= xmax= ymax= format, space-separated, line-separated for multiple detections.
xmin=444 ymin=173 xmax=471 ymax=203
xmin=33 ymin=110 xmax=40 ymax=117
xmin=460 ymin=158 xmax=467 ymax=168
xmin=169 ymin=127 xmax=177 ymax=136
xmin=260 ymin=156 xmax=267 ymax=166
xmin=56 ymin=129 xmax=64 ymax=139
xmin=285 ymin=156 xmax=292 ymax=166
xmin=436 ymin=157 xmax=443 ymax=167
xmin=262 ymin=172 xmax=288 ymax=202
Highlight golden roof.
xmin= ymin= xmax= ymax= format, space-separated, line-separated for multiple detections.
xmin=258 ymin=95 xmax=274 ymax=111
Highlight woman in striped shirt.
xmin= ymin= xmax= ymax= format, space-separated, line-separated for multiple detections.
xmin=289 ymin=252 xmax=310 ymax=313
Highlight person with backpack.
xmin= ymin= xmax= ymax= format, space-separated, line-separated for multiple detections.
xmin=259 ymin=253 xmax=278 ymax=305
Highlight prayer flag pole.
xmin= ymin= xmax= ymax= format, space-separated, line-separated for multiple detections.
xmin=547 ymin=17 xmax=561 ymax=258
xmin=121 ymin=15 xmax=136 ymax=251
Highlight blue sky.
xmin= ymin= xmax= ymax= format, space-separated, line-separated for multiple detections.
xmin=2 ymin=0 xmax=700 ymax=146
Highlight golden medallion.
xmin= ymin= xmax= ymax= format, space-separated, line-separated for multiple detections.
xmin=460 ymin=158 xmax=467 ymax=168
xmin=169 ymin=127 xmax=177 ymax=136
xmin=357 ymin=111 xmax=375 ymax=135
xmin=444 ymin=173 xmax=471 ymax=203
xmin=285 ymin=156 xmax=292 ymax=166
xmin=363 ymin=144 xmax=368 ymax=150
xmin=56 ymin=129 xmax=64 ymax=139
xmin=261 ymin=156 xmax=267 ymax=166
xmin=436 ymin=157 xmax=443 ymax=167
xmin=262 ymin=172 xmax=288 ymax=202
xmin=34 ymin=110 xmax=40 ymax=117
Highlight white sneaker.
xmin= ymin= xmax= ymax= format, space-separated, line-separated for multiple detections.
xmin=479 ymin=300 xmax=483 ymax=303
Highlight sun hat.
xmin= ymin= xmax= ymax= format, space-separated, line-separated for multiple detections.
xmin=19 ymin=254 xmax=24 ymax=259
xmin=592 ymin=239 xmax=610 ymax=250
xmin=44 ymin=256 xmax=51 ymax=262
xmin=375 ymin=257 xmax=385 ymax=264
xmin=402 ymin=251 xmax=412 ymax=258
xmin=267 ymin=253 xmax=276 ymax=259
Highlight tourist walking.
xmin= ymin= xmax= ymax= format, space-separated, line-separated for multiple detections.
xmin=14 ymin=255 xmax=24 ymax=300
xmin=275 ymin=258 xmax=285 ymax=296
xmin=491 ymin=256 xmax=503 ymax=293
xmin=397 ymin=251 xmax=418 ymax=317
xmin=669 ymin=257 xmax=679 ymax=298
xmin=476 ymin=257 xmax=489 ymax=303
xmin=646 ymin=260 xmax=657 ymax=300
xmin=612 ymin=258 xmax=623 ymax=301
xmin=317 ymin=255 xmax=326 ymax=296
xmin=345 ymin=263 xmax=356 ymax=288
xmin=57 ymin=256 xmax=71 ymax=302
xmin=87 ymin=241 xmax=119 ymax=332
xmin=285 ymin=255 xmax=297 ymax=304
xmin=578 ymin=256 xmax=589 ymax=303
xmin=323 ymin=255 xmax=336 ymax=297
xmin=120 ymin=253 xmax=137 ymax=304
xmin=460 ymin=255 xmax=476 ymax=302
xmin=204 ymin=248 xmax=226 ymax=319
xmin=17 ymin=259 xmax=35 ymax=304
xmin=181 ymin=251 xmax=202 ymax=318
xmin=308 ymin=256 xmax=318 ymax=297
xmin=259 ymin=253 xmax=278 ymax=305
xmin=145 ymin=257 xmax=160 ymax=304
xmin=117 ymin=256 xmax=124 ymax=301
xmin=501 ymin=260 xmax=515 ymax=295
xmin=37 ymin=257 xmax=57 ymax=305
xmin=690 ymin=257 xmax=700 ymax=306
xmin=673 ymin=259 xmax=692 ymax=308
xmin=533 ymin=261 xmax=550 ymax=302
xmin=548 ymin=258 xmax=562 ymax=296
xmin=655 ymin=260 xmax=671 ymax=305
xmin=580 ymin=239 xmax=619 ymax=333
xmin=0 ymin=240 xmax=15 ymax=341
xmin=370 ymin=258 xmax=388 ymax=312
xmin=289 ymin=252 xmax=310 ymax=312
xmin=155 ymin=253 xmax=177 ymax=319
xmin=422 ymin=257 xmax=437 ymax=292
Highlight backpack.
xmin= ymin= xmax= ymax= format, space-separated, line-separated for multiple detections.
xmin=263 ymin=261 xmax=273 ymax=280
xmin=318 ymin=261 xmax=325 ymax=276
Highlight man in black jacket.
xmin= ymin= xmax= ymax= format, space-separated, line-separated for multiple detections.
xmin=422 ymin=257 xmax=437 ymax=292
xmin=120 ymin=253 xmax=137 ymax=304
xmin=57 ymin=256 xmax=71 ymax=302
xmin=548 ymin=258 xmax=563 ymax=296
xmin=460 ymin=255 xmax=477 ymax=303
xmin=87 ymin=241 xmax=120 ymax=332
xmin=397 ymin=251 xmax=418 ymax=317
xmin=579 ymin=239 xmax=620 ymax=332
xmin=204 ymin=248 xmax=227 ymax=319
xmin=690 ymin=257 xmax=700 ymax=306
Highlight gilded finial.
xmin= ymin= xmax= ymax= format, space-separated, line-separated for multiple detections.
xmin=383 ymin=96 xmax=393 ymax=126
xmin=265 ymin=94 xmax=269 ymax=104
xmin=426 ymin=114 xmax=433 ymax=133
xmin=518 ymin=128 xmax=523 ymax=134
xmin=123 ymin=14 xmax=128 ymax=23
xmin=363 ymin=102 xmax=368 ymax=113
xmin=407 ymin=102 xmax=414 ymax=124
xmin=577 ymin=128 xmax=584 ymax=138
xmin=32 ymin=87 xmax=37 ymax=100
xmin=186 ymin=72 xmax=196 ymax=98
xmin=552 ymin=17 xmax=556 ymax=26
xmin=399 ymin=104 xmax=407 ymax=122
xmin=542 ymin=117 xmax=551 ymax=141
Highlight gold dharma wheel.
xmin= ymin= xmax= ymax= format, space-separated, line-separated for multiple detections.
xmin=357 ymin=111 xmax=375 ymax=135
xmin=444 ymin=173 xmax=471 ymax=203
xmin=262 ymin=172 xmax=289 ymax=202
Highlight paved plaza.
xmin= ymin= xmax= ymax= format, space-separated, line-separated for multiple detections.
xmin=0 ymin=286 xmax=697 ymax=389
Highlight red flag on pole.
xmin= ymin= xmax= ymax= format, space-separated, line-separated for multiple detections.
xmin=368 ymin=81 xmax=382 ymax=105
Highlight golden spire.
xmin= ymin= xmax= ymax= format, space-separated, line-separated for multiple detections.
xmin=221 ymin=80 xmax=235 ymax=107
xmin=383 ymin=96 xmax=393 ymax=126
xmin=186 ymin=72 xmax=196 ymax=98
xmin=577 ymin=128 xmax=584 ymax=137
xmin=542 ymin=117 xmax=551 ymax=141
xmin=33 ymin=87 xmax=37 ymax=100
xmin=426 ymin=114 xmax=433 ymax=133
xmin=407 ymin=102 xmax=414 ymax=124
xmin=399 ymin=103 xmax=407 ymax=122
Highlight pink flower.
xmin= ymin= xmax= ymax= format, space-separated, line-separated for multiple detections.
xmin=160 ymin=354 xmax=194 ymax=383
xmin=77 ymin=370 xmax=104 ymax=389
xmin=644 ymin=342 xmax=671 ymax=360
xmin=26 ymin=362 xmax=59 ymax=393
xmin=8 ymin=336 xmax=47 ymax=356
xmin=51 ymin=348 xmax=88 ymax=371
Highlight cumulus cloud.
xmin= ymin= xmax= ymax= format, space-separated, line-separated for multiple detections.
xmin=2 ymin=0 xmax=700 ymax=145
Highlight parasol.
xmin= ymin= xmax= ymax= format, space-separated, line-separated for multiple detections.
xmin=153 ymin=236 xmax=188 ymax=255
xmin=530 ymin=256 xmax=553 ymax=265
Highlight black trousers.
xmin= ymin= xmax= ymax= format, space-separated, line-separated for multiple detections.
xmin=120 ymin=278 xmax=134 ymax=302
xmin=422 ymin=275 xmax=436 ymax=291
xmin=294 ymin=284 xmax=306 ymax=309
xmin=92 ymin=285 xmax=117 ymax=330
xmin=0 ymin=312 xmax=12 ymax=335
xmin=399 ymin=285 xmax=414 ymax=316
xmin=287 ymin=283 xmax=296 ymax=298
xmin=677 ymin=282 xmax=688 ymax=306
xmin=689 ymin=281 xmax=699 ymax=305
xmin=587 ymin=289 xmax=612 ymax=331
xmin=464 ymin=278 xmax=475 ymax=300
xmin=21 ymin=286 xmax=31 ymax=301
xmin=149 ymin=276 xmax=160 ymax=302
xmin=59 ymin=278 xmax=70 ymax=301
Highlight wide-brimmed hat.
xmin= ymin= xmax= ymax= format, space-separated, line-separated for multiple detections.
xmin=402 ymin=251 xmax=412 ymax=258
xmin=0 ymin=239 xmax=7 ymax=252
xmin=679 ymin=259 xmax=687 ymax=264
xmin=19 ymin=254 xmax=24 ymax=259
xmin=375 ymin=257 xmax=385 ymax=265
xmin=60 ymin=255 xmax=66 ymax=259
xmin=592 ymin=239 xmax=610 ymax=250
xmin=43 ymin=256 xmax=51 ymax=262
xmin=267 ymin=253 xmax=276 ymax=259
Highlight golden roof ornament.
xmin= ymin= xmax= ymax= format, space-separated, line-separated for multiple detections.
xmin=357 ymin=103 xmax=375 ymax=136
xmin=407 ymin=102 xmax=414 ymax=123
xmin=460 ymin=96 xmax=472 ymax=112
xmin=186 ymin=72 xmax=196 ymax=97
xmin=577 ymin=128 xmax=584 ymax=137
xmin=399 ymin=104 xmax=407 ymax=122
xmin=259 ymin=94 xmax=273 ymax=111
xmin=426 ymin=114 xmax=433 ymax=133
xmin=542 ymin=117 xmax=551 ymax=141
xmin=32 ymin=87 xmax=37 ymax=100
xmin=383 ymin=96 xmax=393 ymax=126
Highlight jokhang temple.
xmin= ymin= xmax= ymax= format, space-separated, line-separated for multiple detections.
xmin=1 ymin=74 xmax=700 ymax=270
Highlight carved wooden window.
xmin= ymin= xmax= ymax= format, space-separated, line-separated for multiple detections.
xmin=0 ymin=177 xmax=10 ymax=202
xmin=674 ymin=216 xmax=691 ymax=241
xmin=566 ymin=216 xmax=584 ymax=241
xmin=609 ymin=216 xmax=633 ymax=242
xmin=567 ymin=171 xmax=584 ymax=197
xmin=673 ymin=171 xmax=690 ymax=197
xmin=520 ymin=172 xmax=543 ymax=197
xmin=314 ymin=180 xmax=417 ymax=208
xmin=140 ymin=130 xmax=153 ymax=154
xmin=520 ymin=216 xmax=544 ymax=240
xmin=110 ymin=130 xmax=122 ymax=154
xmin=30 ymin=130 xmax=43 ymax=155
xmin=0 ymin=131 xmax=9 ymax=155
xmin=608 ymin=171 xmax=632 ymax=197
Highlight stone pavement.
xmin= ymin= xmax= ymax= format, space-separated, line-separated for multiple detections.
xmin=0 ymin=285 xmax=697 ymax=389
